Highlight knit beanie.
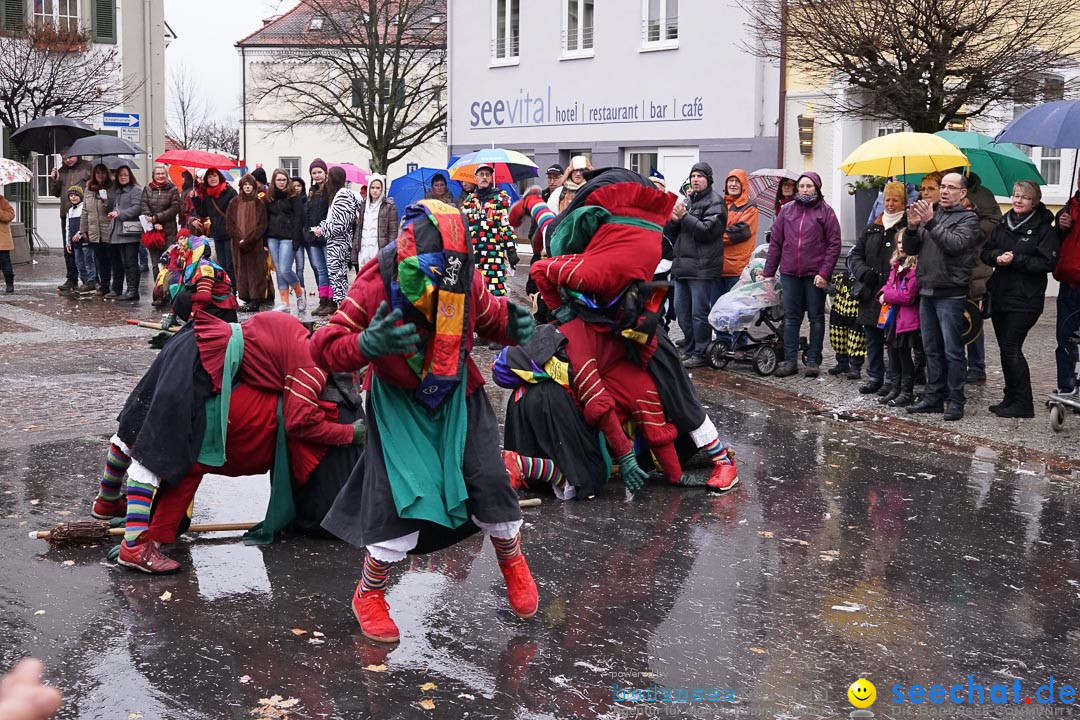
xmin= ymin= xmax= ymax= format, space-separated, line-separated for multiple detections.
xmin=309 ymin=158 xmax=328 ymax=173
xmin=67 ymin=185 xmax=84 ymax=200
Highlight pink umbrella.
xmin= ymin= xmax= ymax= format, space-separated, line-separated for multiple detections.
xmin=748 ymin=168 xmax=801 ymax=219
xmin=329 ymin=162 xmax=371 ymax=186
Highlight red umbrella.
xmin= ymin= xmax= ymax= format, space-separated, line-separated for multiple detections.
xmin=155 ymin=149 xmax=238 ymax=170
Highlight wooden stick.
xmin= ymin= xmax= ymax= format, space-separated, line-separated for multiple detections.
xmin=31 ymin=521 xmax=256 ymax=541
xmin=518 ymin=497 xmax=542 ymax=508
xmin=125 ymin=319 xmax=180 ymax=333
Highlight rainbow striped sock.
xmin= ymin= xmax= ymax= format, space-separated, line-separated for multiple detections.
xmin=99 ymin=442 xmax=130 ymax=502
xmin=490 ymin=534 xmax=522 ymax=563
xmin=518 ymin=456 xmax=564 ymax=487
xmin=122 ymin=480 xmax=155 ymax=548
xmin=360 ymin=554 xmax=394 ymax=593
xmin=702 ymin=437 xmax=732 ymax=465
xmin=526 ymin=195 xmax=556 ymax=238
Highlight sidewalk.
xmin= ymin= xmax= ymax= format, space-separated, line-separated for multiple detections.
xmin=690 ymin=306 xmax=1078 ymax=469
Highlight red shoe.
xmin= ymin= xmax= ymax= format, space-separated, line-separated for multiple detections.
xmin=117 ymin=540 xmax=181 ymax=574
xmin=706 ymin=462 xmax=740 ymax=493
xmin=91 ymin=496 xmax=127 ymax=520
xmin=352 ymin=585 xmax=400 ymax=643
xmin=502 ymin=451 xmax=527 ymax=491
xmin=498 ymin=555 xmax=538 ymax=619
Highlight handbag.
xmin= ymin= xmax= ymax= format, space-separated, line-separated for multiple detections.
xmin=121 ymin=220 xmax=142 ymax=235
xmin=141 ymin=229 xmax=167 ymax=253
xmin=876 ymin=301 xmax=897 ymax=330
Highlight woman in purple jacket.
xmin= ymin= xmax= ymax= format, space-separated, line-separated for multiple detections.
xmin=764 ymin=172 xmax=842 ymax=377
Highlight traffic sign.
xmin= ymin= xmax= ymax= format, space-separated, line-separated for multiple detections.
xmin=120 ymin=127 xmax=140 ymax=144
xmin=103 ymin=112 xmax=140 ymax=128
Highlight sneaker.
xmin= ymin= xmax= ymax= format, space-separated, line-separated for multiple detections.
xmin=351 ymin=586 xmax=400 ymax=643
xmin=502 ymin=451 xmax=527 ymax=491
xmin=273 ymin=302 xmax=290 ymax=313
xmin=705 ymin=462 xmax=739 ymax=493
xmin=117 ymin=540 xmax=181 ymax=574
xmin=104 ymin=291 xmax=119 ymax=299
xmin=498 ymin=555 xmax=539 ymax=619
xmin=804 ymin=362 xmax=820 ymax=378
xmin=774 ymin=361 xmax=797 ymax=378
xmin=57 ymin=280 xmax=76 ymax=292
xmin=91 ymin=496 xmax=127 ymax=520
xmin=295 ymin=293 xmax=307 ymax=312
xmin=683 ymin=355 xmax=707 ymax=369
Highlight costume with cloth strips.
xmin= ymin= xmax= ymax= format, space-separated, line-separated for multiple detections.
xmin=462 ymin=185 xmax=515 ymax=296
xmin=92 ymin=311 xmax=357 ymax=572
xmin=514 ymin=169 xmax=739 ymax=492
xmin=310 ymin=199 xmax=538 ymax=643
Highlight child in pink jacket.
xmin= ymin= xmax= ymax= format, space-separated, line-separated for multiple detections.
xmin=879 ymin=249 xmax=921 ymax=407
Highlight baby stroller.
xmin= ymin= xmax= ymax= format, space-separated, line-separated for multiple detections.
xmin=705 ymin=246 xmax=805 ymax=375
xmin=1048 ymin=329 xmax=1080 ymax=432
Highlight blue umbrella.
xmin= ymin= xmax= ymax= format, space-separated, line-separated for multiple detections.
xmin=388 ymin=166 xmax=520 ymax=209
xmin=994 ymin=100 xmax=1080 ymax=149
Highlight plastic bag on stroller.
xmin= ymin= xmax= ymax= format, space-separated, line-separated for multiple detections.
xmin=708 ymin=252 xmax=780 ymax=333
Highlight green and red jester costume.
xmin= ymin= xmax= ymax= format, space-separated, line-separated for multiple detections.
xmin=310 ymin=198 xmax=538 ymax=644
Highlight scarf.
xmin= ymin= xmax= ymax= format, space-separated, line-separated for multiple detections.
xmin=796 ymin=191 xmax=819 ymax=205
xmin=882 ymin=210 xmax=905 ymax=230
xmin=203 ymin=180 xmax=227 ymax=199
xmin=150 ymin=179 xmax=171 ymax=190
xmin=378 ymin=198 xmax=472 ymax=411
xmin=474 ymin=184 xmax=496 ymax=202
xmin=1006 ymin=209 xmax=1036 ymax=233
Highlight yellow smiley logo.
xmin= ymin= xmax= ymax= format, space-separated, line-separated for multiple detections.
xmin=848 ymin=678 xmax=876 ymax=709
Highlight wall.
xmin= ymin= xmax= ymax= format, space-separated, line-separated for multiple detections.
xmin=119 ymin=0 xmax=167 ymax=185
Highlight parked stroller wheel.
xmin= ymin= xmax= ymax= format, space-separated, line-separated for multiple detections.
xmin=1050 ymin=404 xmax=1066 ymax=432
xmin=753 ymin=346 xmax=778 ymax=376
xmin=707 ymin=340 xmax=732 ymax=370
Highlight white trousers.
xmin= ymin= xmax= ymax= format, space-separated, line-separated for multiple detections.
xmin=367 ymin=515 xmax=523 ymax=563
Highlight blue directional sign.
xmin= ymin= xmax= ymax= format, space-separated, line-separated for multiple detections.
xmin=103 ymin=112 xmax=140 ymax=128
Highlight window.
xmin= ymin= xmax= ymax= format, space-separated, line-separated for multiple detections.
xmin=877 ymin=126 xmax=902 ymax=136
xmin=380 ymin=78 xmax=405 ymax=109
xmin=491 ymin=0 xmax=519 ymax=64
xmin=279 ymin=157 xmax=301 ymax=178
xmin=351 ymin=78 xmax=366 ymax=108
xmin=34 ymin=0 xmax=79 ymax=33
xmin=642 ymin=0 xmax=677 ymax=48
xmin=2 ymin=0 xmax=27 ymax=32
xmin=1041 ymin=148 xmax=1061 ymax=186
xmin=627 ymin=150 xmax=658 ymax=177
xmin=91 ymin=0 xmax=115 ymax=43
xmin=309 ymin=14 xmax=324 ymax=31
xmin=35 ymin=153 xmax=57 ymax=198
xmin=562 ymin=0 xmax=594 ymax=57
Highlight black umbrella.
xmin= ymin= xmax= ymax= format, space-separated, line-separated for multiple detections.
xmin=9 ymin=115 xmax=96 ymax=156
xmin=103 ymin=156 xmax=140 ymax=171
xmin=66 ymin=134 xmax=144 ymax=157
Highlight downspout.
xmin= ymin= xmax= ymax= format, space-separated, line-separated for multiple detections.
xmin=241 ymin=45 xmax=247 ymax=166
xmin=445 ymin=3 xmax=452 ymax=163
xmin=776 ymin=0 xmax=787 ymax=167
xmin=144 ymin=0 xmax=153 ymax=172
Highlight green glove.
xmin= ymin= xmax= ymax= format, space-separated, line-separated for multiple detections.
xmin=148 ymin=331 xmax=171 ymax=350
xmin=352 ymin=419 xmax=366 ymax=445
xmin=161 ymin=313 xmax=177 ymax=331
xmin=358 ymin=301 xmax=422 ymax=358
xmin=617 ymin=451 xmax=648 ymax=493
xmin=507 ymin=302 xmax=535 ymax=344
xmin=106 ymin=544 xmax=120 ymax=562
xmin=552 ymin=304 xmax=576 ymax=325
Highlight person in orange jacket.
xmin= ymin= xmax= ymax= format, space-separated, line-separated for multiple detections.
xmin=720 ymin=169 xmax=759 ymax=294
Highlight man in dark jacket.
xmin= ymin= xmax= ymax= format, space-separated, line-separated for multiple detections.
xmin=666 ymin=161 xmax=727 ymax=368
xmin=51 ymin=152 xmax=93 ymax=293
xmin=902 ymin=172 xmax=981 ymax=421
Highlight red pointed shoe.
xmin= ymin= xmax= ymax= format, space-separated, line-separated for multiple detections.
xmin=91 ymin=496 xmax=127 ymax=520
xmin=117 ymin=540 xmax=181 ymax=574
xmin=499 ymin=555 xmax=539 ymax=619
xmin=352 ymin=585 xmax=400 ymax=643
xmin=705 ymin=461 xmax=740 ymax=493
xmin=502 ymin=451 xmax=527 ymax=491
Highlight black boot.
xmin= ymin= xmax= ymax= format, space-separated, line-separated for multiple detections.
xmin=828 ymin=355 xmax=850 ymax=375
xmin=3 ymin=272 xmax=13 ymax=294
xmin=859 ymin=379 xmax=883 ymax=394
xmin=845 ymin=362 xmax=863 ymax=380
xmin=116 ymin=266 xmax=140 ymax=302
xmin=888 ymin=377 xmax=915 ymax=407
xmin=879 ymin=383 xmax=902 ymax=405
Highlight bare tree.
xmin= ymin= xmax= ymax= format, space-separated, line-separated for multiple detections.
xmin=167 ymin=63 xmax=210 ymax=150
xmin=249 ymin=0 xmax=446 ymax=173
xmin=202 ymin=120 xmax=241 ymax=161
xmin=0 ymin=23 xmax=138 ymax=132
xmin=742 ymin=0 xmax=1080 ymax=131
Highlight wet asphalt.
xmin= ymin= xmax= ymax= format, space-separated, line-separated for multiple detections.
xmin=2 ymin=258 xmax=1080 ymax=719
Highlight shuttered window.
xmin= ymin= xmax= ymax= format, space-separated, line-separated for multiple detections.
xmin=1 ymin=0 xmax=27 ymax=32
xmin=91 ymin=0 xmax=115 ymax=43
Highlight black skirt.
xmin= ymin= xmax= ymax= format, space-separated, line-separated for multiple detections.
xmin=321 ymin=388 xmax=522 ymax=553
xmin=503 ymin=382 xmax=609 ymax=498
xmin=115 ymin=324 xmax=214 ymax=486
xmin=645 ymin=325 xmax=707 ymax=433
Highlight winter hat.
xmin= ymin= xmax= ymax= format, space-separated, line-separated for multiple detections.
xmin=251 ymin=167 xmax=268 ymax=186
xmin=648 ymin=166 xmax=666 ymax=189
xmin=177 ymin=228 xmax=191 ymax=239
xmin=309 ymin=158 xmax=328 ymax=173
xmin=67 ymin=185 xmax=84 ymax=200
xmin=689 ymin=162 xmax=714 ymax=185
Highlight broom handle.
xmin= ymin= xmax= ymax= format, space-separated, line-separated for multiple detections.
xmin=125 ymin=319 xmax=180 ymax=333
xmin=32 ymin=500 xmax=540 ymax=539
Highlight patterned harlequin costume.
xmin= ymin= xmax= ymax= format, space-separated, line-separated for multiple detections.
xmin=829 ymin=270 xmax=866 ymax=368
xmin=462 ymin=186 xmax=515 ymax=296
xmin=309 ymin=199 xmax=539 ymax=644
xmin=155 ymin=232 xmax=240 ymax=322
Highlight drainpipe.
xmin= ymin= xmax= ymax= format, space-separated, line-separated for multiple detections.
xmin=144 ymin=0 xmax=153 ymax=173
xmin=241 ymin=45 xmax=247 ymax=166
xmin=776 ymin=0 xmax=787 ymax=167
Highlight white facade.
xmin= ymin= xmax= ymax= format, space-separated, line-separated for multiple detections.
xmin=448 ymin=0 xmax=780 ymax=189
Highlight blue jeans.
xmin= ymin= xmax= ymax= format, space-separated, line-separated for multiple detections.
xmin=267 ymin=237 xmax=300 ymax=289
xmin=780 ymin=274 xmax=826 ymax=365
xmin=293 ymin=245 xmax=306 ymax=288
xmin=1056 ymin=284 xmax=1080 ymax=391
xmin=863 ymin=323 xmax=890 ymax=383
xmin=674 ymin=278 xmax=723 ymax=359
xmin=305 ymin=244 xmax=329 ymax=290
xmin=966 ymin=334 xmax=985 ymax=376
xmin=919 ymin=295 xmax=968 ymax=407
xmin=72 ymin=242 xmax=96 ymax=283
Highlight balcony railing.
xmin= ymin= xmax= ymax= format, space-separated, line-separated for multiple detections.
xmin=642 ymin=15 xmax=679 ymax=44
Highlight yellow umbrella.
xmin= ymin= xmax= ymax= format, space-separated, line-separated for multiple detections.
xmin=840 ymin=132 xmax=969 ymax=177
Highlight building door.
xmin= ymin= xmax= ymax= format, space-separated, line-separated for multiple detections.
xmin=658 ymin=147 xmax=699 ymax=190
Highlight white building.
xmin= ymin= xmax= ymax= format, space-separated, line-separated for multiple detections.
xmin=235 ymin=1 xmax=446 ymax=180
xmin=448 ymin=0 xmax=780 ymax=190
